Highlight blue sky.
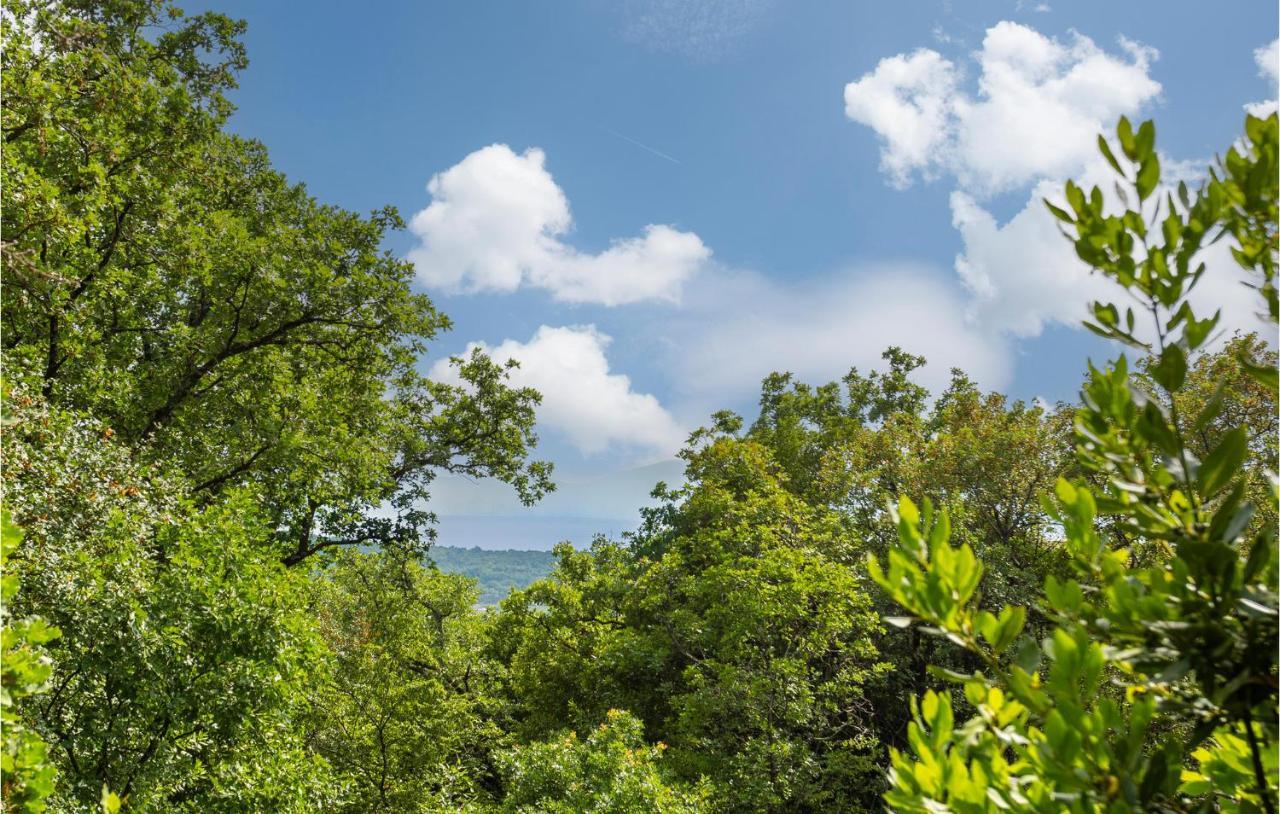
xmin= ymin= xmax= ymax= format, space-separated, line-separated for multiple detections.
xmin=196 ymin=0 xmax=1278 ymax=548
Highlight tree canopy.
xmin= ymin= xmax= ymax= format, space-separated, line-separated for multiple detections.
xmin=1 ymin=1 xmax=1276 ymax=811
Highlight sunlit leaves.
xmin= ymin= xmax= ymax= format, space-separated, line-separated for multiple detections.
xmin=1 ymin=512 xmax=61 ymax=813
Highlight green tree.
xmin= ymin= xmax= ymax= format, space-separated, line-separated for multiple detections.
xmin=494 ymin=709 xmax=707 ymax=814
xmin=489 ymin=541 xmax=645 ymax=744
xmin=306 ymin=551 xmax=505 ymax=812
xmin=694 ymin=350 xmax=1076 ymax=751
xmin=495 ymin=436 xmax=891 ymax=812
xmin=1136 ymin=332 xmax=1278 ymax=540
xmin=2 ymin=387 xmax=335 ymax=811
xmin=1 ymin=0 xmax=551 ymax=565
xmin=871 ymin=114 xmax=1279 ymax=812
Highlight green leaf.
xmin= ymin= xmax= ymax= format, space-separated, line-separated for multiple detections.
xmin=1136 ymin=154 xmax=1160 ymax=201
xmin=1117 ymin=116 xmax=1137 ymax=160
xmin=1149 ymin=344 xmax=1186 ymax=392
xmin=1183 ymin=311 xmax=1220 ymax=351
xmin=1197 ymin=427 xmax=1248 ymax=498
xmin=1012 ymin=636 xmax=1042 ymax=673
xmin=926 ymin=665 xmax=974 ymax=684
xmin=1139 ymin=749 xmax=1169 ymax=803
xmin=1135 ymin=120 xmax=1156 ymax=162
xmin=1098 ymin=134 xmax=1124 ymax=174
xmin=1044 ymin=200 xmax=1076 ymax=223
xmin=1240 ymin=351 xmax=1280 ymax=391
xmin=992 ymin=606 xmax=1026 ymax=654
xmin=1065 ymin=180 xmax=1087 ymax=214
xmin=1242 ymin=531 xmax=1274 ymax=583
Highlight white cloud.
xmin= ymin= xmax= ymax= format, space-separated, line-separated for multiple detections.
xmin=950 ymin=167 xmax=1113 ymax=337
xmin=1246 ymin=38 xmax=1279 ymax=117
xmin=407 ymin=145 xmax=710 ymax=305
xmin=845 ymin=22 xmax=1268 ymax=345
xmin=543 ymin=225 xmax=709 ymax=306
xmin=842 ymin=49 xmax=958 ymax=188
xmin=666 ymin=264 xmax=1014 ymax=410
xmin=1257 ymin=38 xmax=1279 ymax=83
xmin=844 ymin=22 xmax=1161 ymax=194
xmin=430 ymin=325 xmax=686 ymax=457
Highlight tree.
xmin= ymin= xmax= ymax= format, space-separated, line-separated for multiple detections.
xmin=488 ymin=540 xmax=646 ymax=744
xmin=1137 ymin=332 xmax=1278 ymax=540
xmin=871 ymin=114 xmax=1279 ymax=812
xmin=687 ymin=350 xmax=1077 ymax=752
xmin=1 ymin=0 xmax=552 ymax=565
xmin=494 ymin=710 xmax=707 ymax=814
xmin=306 ymin=552 xmax=506 ymax=812
xmin=495 ymin=435 xmax=891 ymax=812
xmin=2 ymin=386 xmax=336 ymax=812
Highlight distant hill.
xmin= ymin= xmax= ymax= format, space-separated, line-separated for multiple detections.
xmin=427 ymin=546 xmax=558 ymax=606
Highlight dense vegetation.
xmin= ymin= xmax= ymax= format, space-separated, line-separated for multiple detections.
xmin=427 ymin=548 xmax=557 ymax=606
xmin=1 ymin=2 xmax=1276 ymax=812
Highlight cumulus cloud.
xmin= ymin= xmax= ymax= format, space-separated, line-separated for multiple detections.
xmin=844 ymin=21 xmax=1161 ymax=193
xmin=430 ymin=325 xmax=686 ymax=457
xmin=845 ymin=22 xmax=1268 ymax=344
xmin=407 ymin=145 xmax=710 ymax=305
xmin=1245 ymin=38 xmax=1279 ymax=117
xmin=950 ymin=174 xmax=1113 ymax=337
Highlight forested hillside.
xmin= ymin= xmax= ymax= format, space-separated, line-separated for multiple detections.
xmin=1 ymin=2 xmax=1277 ymax=812
xmin=428 ymin=547 xmax=557 ymax=606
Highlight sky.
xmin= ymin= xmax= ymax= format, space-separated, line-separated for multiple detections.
xmin=193 ymin=0 xmax=1279 ymax=549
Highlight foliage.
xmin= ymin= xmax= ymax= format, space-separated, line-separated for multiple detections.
xmin=3 ymin=0 xmax=1276 ymax=810
xmin=494 ymin=709 xmax=707 ymax=814
xmin=872 ymin=114 xmax=1280 ymax=812
xmin=2 ymin=387 xmax=336 ymax=812
xmin=494 ymin=437 xmax=891 ymax=812
xmin=676 ymin=349 xmax=1077 ymax=750
xmin=1 ymin=512 xmax=60 ymax=812
xmin=0 ymin=0 xmax=551 ymax=565
xmin=306 ymin=551 xmax=506 ymax=812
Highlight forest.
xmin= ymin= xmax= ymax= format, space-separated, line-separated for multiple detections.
xmin=1 ymin=2 xmax=1277 ymax=812
xmin=425 ymin=548 xmax=555 ymax=606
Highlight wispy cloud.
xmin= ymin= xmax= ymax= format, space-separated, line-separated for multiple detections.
xmin=617 ymin=0 xmax=773 ymax=61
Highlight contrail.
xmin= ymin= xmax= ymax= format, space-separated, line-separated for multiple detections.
xmin=603 ymin=127 xmax=682 ymax=165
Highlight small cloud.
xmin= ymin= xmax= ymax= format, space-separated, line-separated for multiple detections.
xmin=1245 ymin=38 xmax=1279 ymax=116
xmin=406 ymin=145 xmax=710 ymax=305
xmin=1256 ymin=38 xmax=1279 ymax=83
xmin=431 ymin=325 xmax=686 ymax=457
